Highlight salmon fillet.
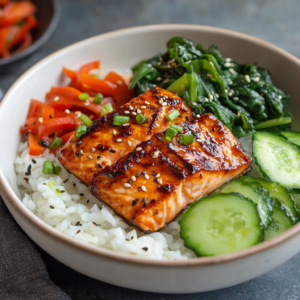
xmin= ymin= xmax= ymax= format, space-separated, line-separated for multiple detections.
xmin=57 ymin=87 xmax=193 ymax=185
xmin=90 ymin=113 xmax=252 ymax=232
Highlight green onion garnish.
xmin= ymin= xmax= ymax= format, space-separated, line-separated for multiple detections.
xmin=103 ymin=103 xmax=113 ymax=114
xmin=94 ymin=93 xmax=103 ymax=104
xmin=136 ymin=114 xmax=147 ymax=125
xmin=113 ymin=115 xmax=130 ymax=126
xmin=53 ymin=166 xmax=62 ymax=175
xmin=179 ymin=134 xmax=194 ymax=145
xmin=170 ymin=124 xmax=183 ymax=132
xmin=42 ymin=160 xmax=54 ymax=174
xmin=75 ymin=125 xmax=87 ymax=137
xmin=165 ymin=128 xmax=178 ymax=141
xmin=48 ymin=137 xmax=63 ymax=150
xmin=78 ymin=93 xmax=89 ymax=100
xmin=80 ymin=114 xmax=93 ymax=126
xmin=166 ymin=110 xmax=180 ymax=121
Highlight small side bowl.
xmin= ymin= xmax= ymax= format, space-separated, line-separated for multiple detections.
xmin=0 ymin=0 xmax=60 ymax=66
xmin=1 ymin=25 xmax=300 ymax=293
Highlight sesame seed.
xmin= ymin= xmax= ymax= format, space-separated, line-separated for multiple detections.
xmin=230 ymin=89 xmax=234 ymax=94
xmin=127 ymin=140 xmax=132 ymax=146
xmin=256 ymin=73 xmax=261 ymax=77
xmin=196 ymin=114 xmax=200 ymax=118
xmin=158 ymin=99 xmax=164 ymax=105
xmin=233 ymin=97 xmax=239 ymax=101
xmin=253 ymin=77 xmax=260 ymax=82
xmin=228 ymin=93 xmax=233 ymax=97
xmin=137 ymin=109 xmax=141 ymax=114
xmin=131 ymin=176 xmax=136 ymax=182
xmin=145 ymin=101 xmax=150 ymax=105
xmin=162 ymin=102 xmax=167 ymax=106
xmin=136 ymin=147 xmax=142 ymax=151
xmin=136 ymin=171 xmax=141 ymax=178
xmin=145 ymin=174 xmax=149 ymax=179
xmin=124 ymin=183 xmax=131 ymax=188
xmin=141 ymin=186 xmax=147 ymax=192
xmin=124 ymin=111 xmax=130 ymax=114
xmin=116 ymin=80 xmax=123 ymax=86
xmin=152 ymin=151 xmax=159 ymax=158
xmin=38 ymin=117 xmax=43 ymax=123
xmin=54 ymin=96 xmax=59 ymax=102
xmin=75 ymin=111 xmax=81 ymax=117
xmin=122 ymin=123 xmax=130 ymax=127
xmin=229 ymin=68 xmax=236 ymax=74
xmin=88 ymin=155 xmax=93 ymax=160
xmin=148 ymin=64 xmax=152 ymax=67
xmin=237 ymin=112 xmax=241 ymax=118
xmin=132 ymin=112 xmax=137 ymax=115
xmin=225 ymin=89 xmax=228 ymax=93
xmin=224 ymin=62 xmax=232 ymax=67
xmin=65 ymin=109 xmax=70 ymax=114
xmin=208 ymin=94 xmax=213 ymax=101
xmin=97 ymin=163 xmax=103 ymax=168
xmin=192 ymin=102 xmax=197 ymax=106
xmin=158 ymin=178 xmax=163 ymax=184
xmin=50 ymin=205 xmax=54 ymax=209
xmin=196 ymin=139 xmax=202 ymax=142
xmin=79 ymin=150 xmax=84 ymax=155
xmin=84 ymin=102 xmax=90 ymax=106
xmin=225 ymin=58 xmax=231 ymax=62
xmin=116 ymin=139 xmax=123 ymax=143
xmin=157 ymin=77 xmax=162 ymax=81
xmin=245 ymin=75 xmax=251 ymax=83
xmin=278 ymin=95 xmax=282 ymax=99
xmin=141 ymin=106 xmax=146 ymax=109
xmin=91 ymin=147 xmax=96 ymax=152
xmin=156 ymin=173 xmax=160 ymax=178
xmin=129 ymin=105 xmax=134 ymax=110
xmin=113 ymin=129 xmax=117 ymax=135
xmin=216 ymin=93 xmax=219 ymax=98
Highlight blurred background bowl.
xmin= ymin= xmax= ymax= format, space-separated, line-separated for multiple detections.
xmin=0 ymin=0 xmax=60 ymax=67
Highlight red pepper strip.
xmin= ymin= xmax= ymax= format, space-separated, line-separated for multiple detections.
xmin=80 ymin=74 xmax=118 ymax=96
xmin=105 ymin=71 xmax=134 ymax=106
xmin=0 ymin=0 xmax=9 ymax=5
xmin=7 ymin=15 xmax=38 ymax=51
xmin=20 ymin=117 xmax=39 ymax=135
xmin=28 ymin=133 xmax=43 ymax=156
xmin=78 ymin=61 xmax=100 ymax=75
xmin=60 ymin=131 xmax=75 ymax=144
xmin=63 ymin=67 xmax=77 ymax=81
xmin=46 ymin=87 xmax=102 ymax=116
xmin=37 ymin=104 xmax=55 ymax=121
xmin=0 ymin=27 xmax=10 ymax=57
xmin=0 ymin=1 xmax=37 ymax=27
xmin=27 ymin=99 xmax=41 ymax=118
xmin=55 ymin=110 xmax=83 ymax=127
xmin=38 ymin=117 xmax=75 ymax=142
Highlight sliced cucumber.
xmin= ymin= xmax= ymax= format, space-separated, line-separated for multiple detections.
xmin=292 ymin=194 xmax=300 ymax=217
xmin=242 ymin=177 xmax=299 ymax=222
xmin=281 ymin=131 xmax=300 ymax=147
xmin=217 ymin=177 xmax=273 ymax=229
xmin=252 ymin=131 xmax=300 ymax=191
xmin=179 ymin=193 xmax=263 ymax=256
xmin=264 ymin=199 xmax=294 ymax=241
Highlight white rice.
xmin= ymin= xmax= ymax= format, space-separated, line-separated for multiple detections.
xmin=15 ymin=142 xmax=195 ymax=260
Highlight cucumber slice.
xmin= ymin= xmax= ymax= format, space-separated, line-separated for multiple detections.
xmin=264 ymin=199 xmax=294 ymax=241
xmin=242 ymin=177 xmax=299 ymax=222
xmin=179 ymin=193 xmax=263 ymax=256
xmin=292 ymin=194 xmax=300 ymax=217
xmin=253 ymin=131 xmax=300 ymax=191
xmin=217 ymin=177 xmax=273 ymax=229
xmin=281 ymin=131 xmax=300 ymax=147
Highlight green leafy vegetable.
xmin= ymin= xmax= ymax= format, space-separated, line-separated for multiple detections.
xmin=129 ymin=37 xmax=290 ymax=138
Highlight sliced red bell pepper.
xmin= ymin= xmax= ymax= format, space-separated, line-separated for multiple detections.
xmin=63 ymin=67 xmax=77 ymax=81
xmin=38 ymin=117 xmax=75 ymax=141
xmin=28 ymin=133 xmax=43 ymax=156
xmin=79 ymin=61 xmax=100 ymax=75
xmin=27 ymin=99 xmax=41 ymax=118
xmin=0 ymin=1 xmax=36 ymax=27
xmin=20 ymin=117 xmax=39 ymax=135
xmin=36 ymin=104 xmax=55 ymax=121
xmin=61 ymin=131 xmax=75 ymax=144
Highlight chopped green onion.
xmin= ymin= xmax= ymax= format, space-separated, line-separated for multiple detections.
xmin=43 ymin=160 xmax=54 ymax=174
xmin=166 ymin=109 xmax=180 ymax=121
xmin=254 ymin=117 xmax=292 ymax=129
xmin=113 ymin=115 xmax=130 ymax=126
xmin=165 ymin=128 xmax=178 ymax=141
xmin=103 ymin=103 xmax=113 ymax=114
xmin=136 ymin=114 xmax=147 ymax=125
xmin=47 ymin=181 xmax=56 ymax=189
xmin=75 ymin=125 xmax=87 ymax=137
xmin=80 ymin=114 xmax=93 ymax=126
xmin=179 ymin=134 xmax=194 ymax=145
xmin=78 ymin=93 xmax=89 ymax=100
xmin=53 ymin=166 xmax=62 ymax=175
xmin=94 ymin=93 xmax=103 ymax=104
xmin=48 ymin=137 xmax=63 ymax=150
xmin=55 ymin=188 xmax=63 ymax=197
xmin=170 ymin=124 xmax=183 ymax=132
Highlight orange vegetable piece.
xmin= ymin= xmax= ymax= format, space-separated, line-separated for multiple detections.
xmin=28 ymin=133 xmax=43 ymax=156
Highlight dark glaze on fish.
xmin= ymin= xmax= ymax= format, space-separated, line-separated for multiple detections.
xmin=57 ymin=87 xmax=193 ymax=185
xmin=90 ymin=113 xmax=252 ymax=232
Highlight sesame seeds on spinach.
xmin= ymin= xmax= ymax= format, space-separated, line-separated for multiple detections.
xmin=129 ymin=37 xmax=291 ymax=138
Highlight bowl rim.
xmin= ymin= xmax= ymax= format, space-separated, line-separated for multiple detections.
xmin=1 ymin=23 xmax=300 ymax=267
xmin=0 ymin=0 xmax=61 ymax=67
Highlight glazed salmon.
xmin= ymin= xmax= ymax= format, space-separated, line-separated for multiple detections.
xmin=90 ymin=113 xmax=252 ymax=232
xmin=57 ymin=87 xmax=193 ymax=185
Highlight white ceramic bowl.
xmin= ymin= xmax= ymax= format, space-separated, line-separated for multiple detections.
xmin=1 ymin=24 xmax=300 ymax=294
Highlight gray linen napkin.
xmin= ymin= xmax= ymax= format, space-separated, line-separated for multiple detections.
xmin=0 ymin=196 xmax=71 ymax=300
